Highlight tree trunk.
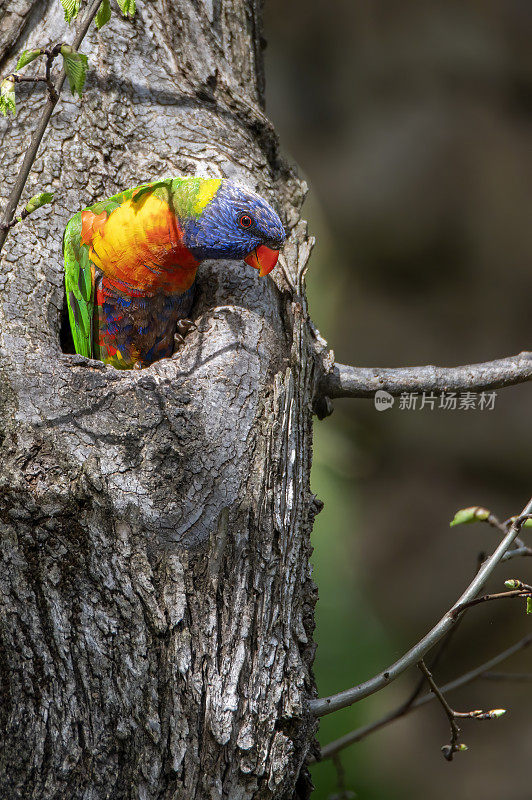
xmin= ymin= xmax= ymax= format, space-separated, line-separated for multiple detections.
xmin=0 ymin=2 xmax=325 ymax=797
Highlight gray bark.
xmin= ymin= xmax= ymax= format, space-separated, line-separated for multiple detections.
xmin=0 ymin=2 xmax=326 ymax=797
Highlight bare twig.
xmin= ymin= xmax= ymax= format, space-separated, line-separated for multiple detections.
xmin=418 ymin=659 xmax=463 ymax=760
xmin=330 ymin=754 xmax=355 ymax=799
xmin=502 ymin=545 xmax=532 ymax=561
xmin=484 ymin=512 xmax=510 ymax=534
xmin=478 ymin=512 xmax=532 ymax=557
xmin=481 ymin=671 xmax=532 ymax=682
xmin=319 ymin=354 xmax=532 ymax=400
xmin=418 ymin=658 xmax=508 ymax=760
xmin=12 ymin=69 xmax=58 ymax=103
xmin=13 ymin=76 xmax=48 ymax=83
xmin=0 ymin=0 xmax=102 ymax=252
xmin=309 ymin=501 xmax=532 ymax=718
xmin=450 ymin=583 xmax=532 ymax=617
xmin=402 ymin=625 xmax=462 ymax=710
xmin=1 ymin=204 xmax=35 ymax=232
xmin=312 ymin=634 xmax=532 ymax=763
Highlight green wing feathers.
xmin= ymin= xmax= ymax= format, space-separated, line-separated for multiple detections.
xmin=62 ymin=180 xmax=189 ymax=360
xmin=63 ymin=212 xmax=94 ymax=358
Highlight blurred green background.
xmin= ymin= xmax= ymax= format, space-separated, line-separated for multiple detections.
xmin=263 ymin=3 xmax=532 ymax=799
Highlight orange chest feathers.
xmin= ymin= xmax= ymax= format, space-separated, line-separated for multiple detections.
xmin=81 ymin=194 xmax=200 ymax=296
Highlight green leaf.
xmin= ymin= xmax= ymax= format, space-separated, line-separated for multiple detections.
xmin=450 ymin=506 xmax=490 ymax=527
xmin=16 ymin=49 xmax=42 ymax=70
xmin=0 ymin=77 xmax=16 ymax=117
xmin=25 ymin=192 xmax=54 ymax=215
xmin=60 ymin=45 xmax=88 ymax=98
xmin=526 ymin=596 xmax=532 ymax=615
xmin=505 ymin=579 xmax=520 ymax=589
xmin=95 ymin=0 xmax=112 ymax=29
xmin=60 ymin=0 xmax=80 ymax=23
xmin=116 ymin=0 xmax=136 ymax=17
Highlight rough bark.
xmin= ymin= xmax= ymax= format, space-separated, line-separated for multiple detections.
xmin=0 ymin=2 xmax=325 ymax=797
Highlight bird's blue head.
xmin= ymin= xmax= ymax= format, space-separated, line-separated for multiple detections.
xmin=183 ymin=180 xmax=286 ymax=276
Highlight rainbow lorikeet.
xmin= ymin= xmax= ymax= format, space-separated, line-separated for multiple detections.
xmin=63 ymin=177 xmax=285 ymax=369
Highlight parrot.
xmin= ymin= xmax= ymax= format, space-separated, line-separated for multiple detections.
xmin=63 ymin=177 xmax=286 ymax=369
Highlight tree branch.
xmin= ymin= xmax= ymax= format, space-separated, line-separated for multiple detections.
xmin=312 ymin=634 xmax=532 ymax=762
xmin=502 ymin=545 xmax=532 ymax=561
xmin=319 ymin=352 xmax=532 ymax=399
xmin=0 ymin=0 xmax=101 ymax=252
xmin=417 ymin=659 xmax=505 ymax=761
xmin=476 ymin=511 xmax=532 ymax=560
xmin=481 ymin=671 xmax=532 ymax=682
xmin=12 ymin=76 xmax=57 ymax=103
xmin=309 ymin=500 xmax=532 ymax=718
xmin=417 ymin=659 xmax=464 ymax=760
xmin=450 ymin=582 xmax=532 ymax=617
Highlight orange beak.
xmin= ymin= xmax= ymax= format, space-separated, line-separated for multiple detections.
xmin=244 ymin=245 xmax=279 ymax=277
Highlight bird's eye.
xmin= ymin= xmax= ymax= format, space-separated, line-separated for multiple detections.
xmin=239 ymin=214 xmax=253 ymax=229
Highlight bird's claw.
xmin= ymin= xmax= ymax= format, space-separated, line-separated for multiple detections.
xmin=174 ymin=318 xmax=197 ymax=353
xmin=176 ymin=318 xmax=197 ymax=336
